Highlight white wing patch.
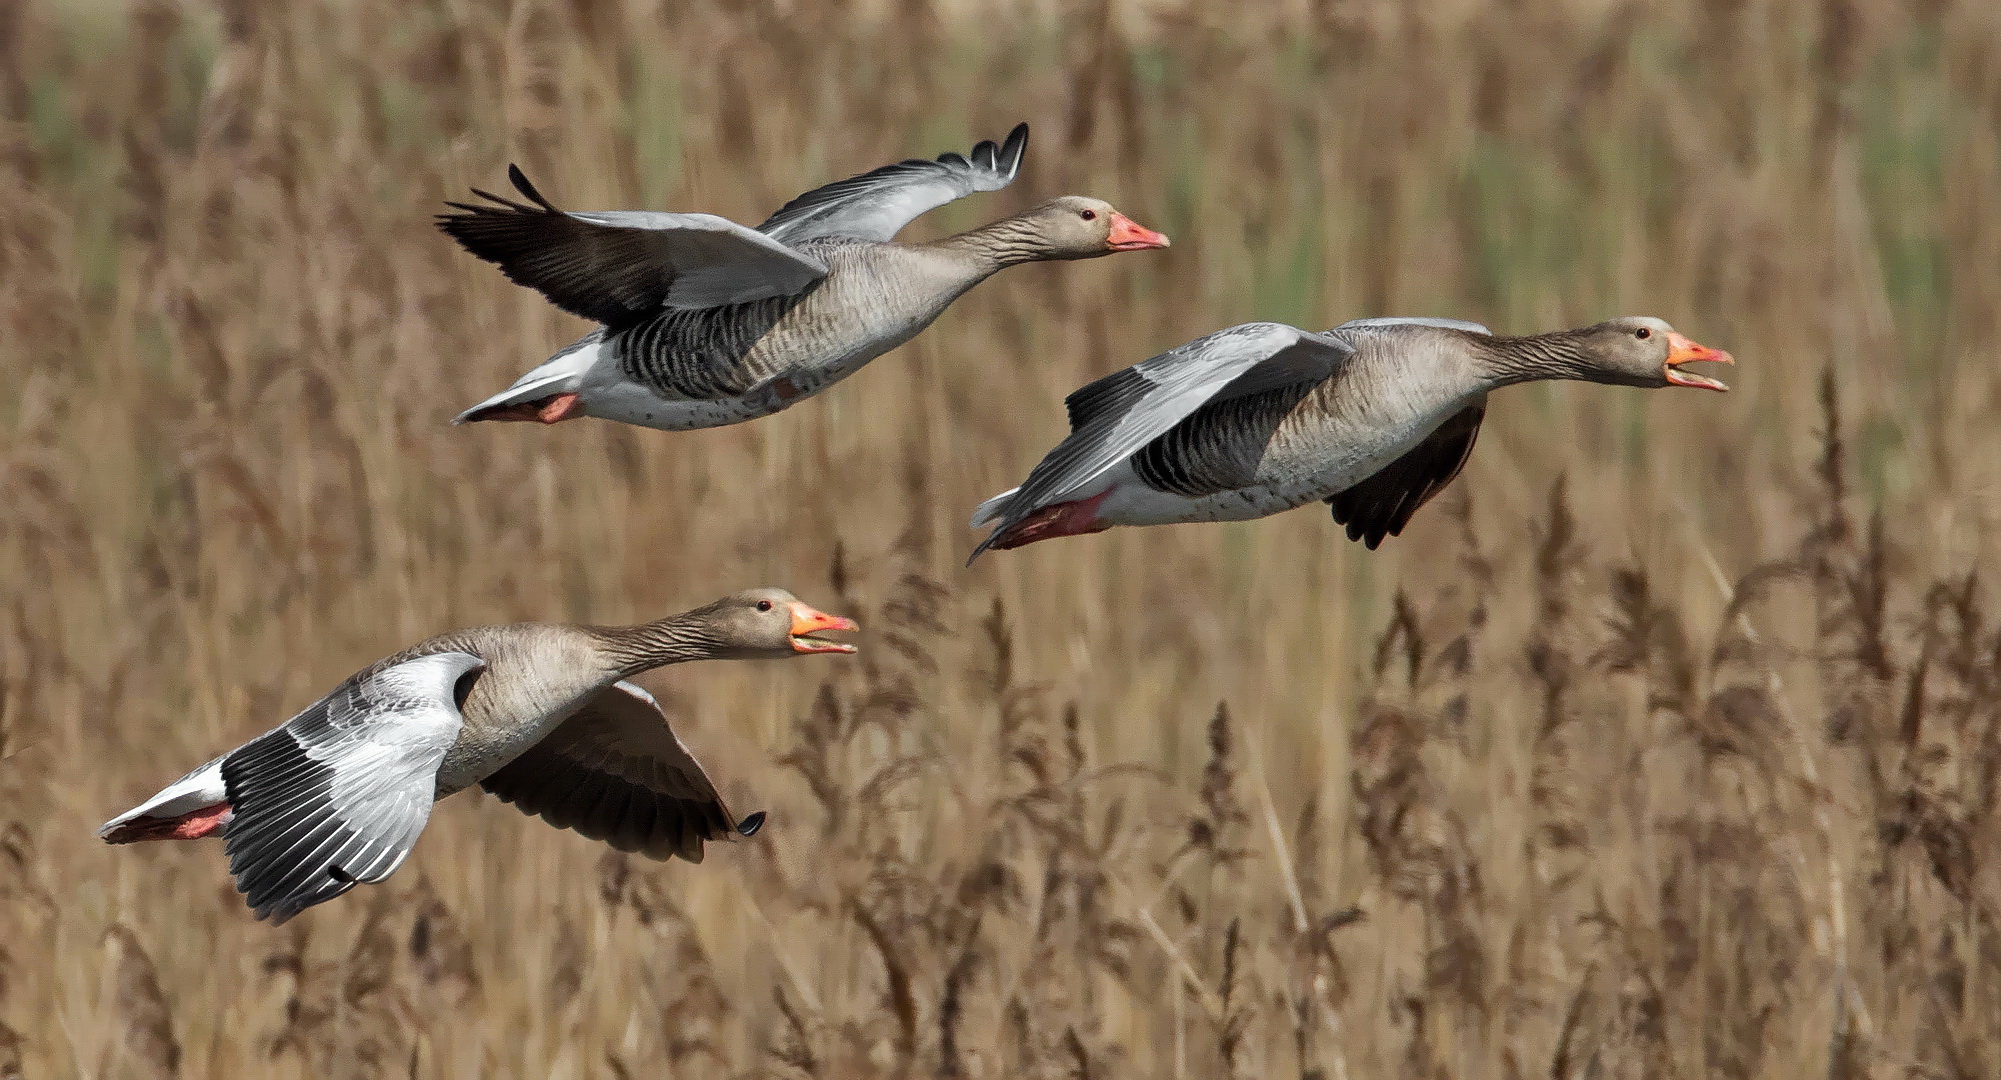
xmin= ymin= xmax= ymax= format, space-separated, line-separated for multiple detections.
xmin=219 ymin=650 xmax=484 ymax=923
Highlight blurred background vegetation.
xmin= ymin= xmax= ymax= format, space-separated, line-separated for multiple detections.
xmin=4 ymin=0 xmax=2001 ymax=1076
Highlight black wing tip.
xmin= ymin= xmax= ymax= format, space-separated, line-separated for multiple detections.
xmin=250 ymin=887 xmax=342 ymax=925
xmin=1328 ymin=498 xmax=1377 ymax=548
xmin=240 ymin=873 xmax=344 ymax=924
xmin=958 ymin=123 xmax=1029 ymax=177
xmin=1337 ymin=508 xmax=1399 ymax=549
xmin=436 ymin=182 xmax=548 ymax=228
xmin=736 ymin=810 xmax=767 ymax=838
xmin=1005 ymin=126 xmax=1029 ymax=175
xmin=506 ymin=163 xmax=559 ymax=211
xmin=995 ymin=122 xmax=1029 ymax=177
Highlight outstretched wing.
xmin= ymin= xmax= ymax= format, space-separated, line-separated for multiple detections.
xmin=970 ymin=323 xmax=1353 ymax=559
xmin=1329 ymin=316 xmax=1492 ymax=335
xmin=438 ymin=165 xmax=828 ymax=324
xmin=221 ymin=651 xmax=485 ymax=924
xmin=479 ymin=681 xmax=762 ymax=862
xmin=1327 ymin=400 xmax=1487 ymax=548
xmin=758 ymin=123 xmax=1029 ymax=244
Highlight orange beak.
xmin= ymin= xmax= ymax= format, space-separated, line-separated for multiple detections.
xmin=1105 ymin=212 xmax=1171 ymax=252
xmin=787 ymin=602 xmax=859 ymax=654
xmin=1663 ymin=331 xmax=1734 ymax=391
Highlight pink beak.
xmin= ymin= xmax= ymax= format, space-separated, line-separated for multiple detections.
xmin=1105 ymin=212 xmax=1171 ymax=251
xmin=786 ymin=602 xmax=859 ymax=654
xmin=1663 ymin=331 xmax=1735 ymax=392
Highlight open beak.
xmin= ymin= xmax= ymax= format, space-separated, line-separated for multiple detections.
xmin=1105 ymin=212 xmax=1171 ymax=252
xmin=1663 ymin=331 xmax=1734 ymax=392
xmin=787 ymin=602 xmax=859 ymax=654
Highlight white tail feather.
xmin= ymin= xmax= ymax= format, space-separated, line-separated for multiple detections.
xmin=97 ymin=755 xmax=227 ymax=837
xmin=453 ymin=333 xmax=602 ymax=424
xmin=969 ymin=486 xmax=1020 ymax=528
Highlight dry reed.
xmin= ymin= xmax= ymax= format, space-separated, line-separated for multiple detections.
xmin=4 ymin=0 xmax=2000 ymax=1075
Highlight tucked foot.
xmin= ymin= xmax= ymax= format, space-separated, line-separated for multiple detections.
xmin=990 ymin=489 xmax=1115 ymax=550
xmin=100 ymin=802 xmax=233 ymax=844
xmin=458 ymin=392 xmax=585 ymax=425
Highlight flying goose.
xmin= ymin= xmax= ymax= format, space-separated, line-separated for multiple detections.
xmin=970 ymin=317 xmax=1733 ymax=559
xmin=99 ymin=589 xmax=858 ymax=923
xmin=440 ymin=124 xmax=1168 ymax=430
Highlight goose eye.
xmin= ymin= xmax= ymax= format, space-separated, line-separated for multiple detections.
xmin=756 ymin=600 xmax=773 ymax=612
xmin=1079 ymin=209 xmax=1096 ymax=221
xmin=1635 ymin=327 xmax=1651 ymax=340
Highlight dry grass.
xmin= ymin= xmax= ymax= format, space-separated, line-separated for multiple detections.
xmin=3 ymin=0 xmax=2001 ymax=1075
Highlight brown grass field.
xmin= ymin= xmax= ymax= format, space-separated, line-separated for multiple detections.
xmin=4 ymin=0 xmax=2001 ymax=1075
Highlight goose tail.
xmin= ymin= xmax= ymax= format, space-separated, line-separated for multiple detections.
xmin=454 ymin=333 xmax=602 ymax=425
xmin=968 ymin=486 xmax=1020 ymax=529
xmin=98 ymin=756 xmax=232 ymax=843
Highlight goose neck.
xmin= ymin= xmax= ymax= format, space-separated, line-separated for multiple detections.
xmin=931 ymin=217 xmax=1050 ymax=271
xmin=590 ymin=614 xmax=724 ymax=676
xmin=1474 ymin=330 xmax=1602 ymax=388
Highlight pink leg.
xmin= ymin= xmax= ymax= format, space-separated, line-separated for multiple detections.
xmin=102 ymin=802 xmax=233 ymax=844
xmin=992 ymin=489 xmax=1116 ymax=550
xmin=535 ymin=392 xmax=584 ymax=423
xmin=465 ymin=392 xmax=584 ymax=424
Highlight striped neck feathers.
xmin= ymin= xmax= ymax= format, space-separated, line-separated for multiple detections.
xmin=1474 ymin=328 xmax=1636 ymax=388
xmin=588 ymin=612 xmax=735 ymax=677
xmin=932 ymin=215 xmax=1067 ymax=270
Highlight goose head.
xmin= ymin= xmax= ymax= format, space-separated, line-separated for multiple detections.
xmin=1567 ymin=317 xmax=1735 ymax=391
xmin=693 ymin=588 xmax=860 ymax=657
xmin=1011 ymin=196 xmax=1171 ymax=260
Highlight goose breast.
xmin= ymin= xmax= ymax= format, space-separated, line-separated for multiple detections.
xmin=426 ymin=626 xmax=613 ymax=795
